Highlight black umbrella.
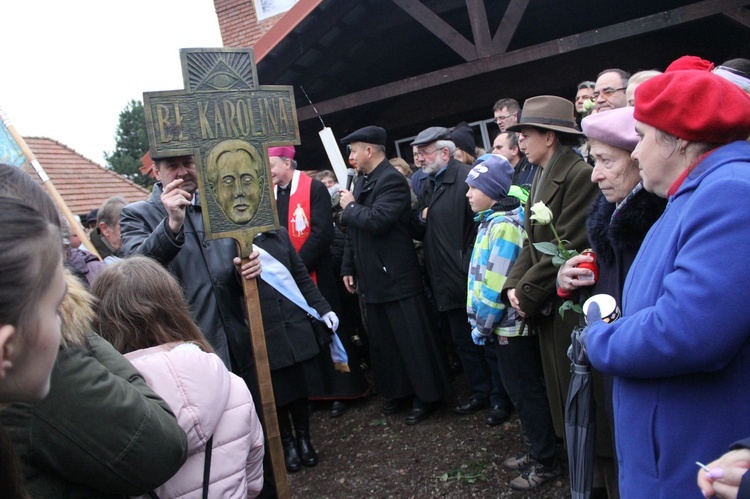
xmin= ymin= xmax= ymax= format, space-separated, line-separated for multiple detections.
xmin=565 ymin=325 xmax=596 ymax=499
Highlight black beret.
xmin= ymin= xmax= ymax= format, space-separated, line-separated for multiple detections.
xmin=450 ymin=122 xmax=476 ymax=156
xmin=340 ymin=126 xmax=387 ymax=146
xmin=410 ymin=126 xmax=452 ymax=146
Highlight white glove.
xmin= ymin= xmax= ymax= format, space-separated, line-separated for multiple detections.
xmin=322 ymin=311 xmax=339 ymax=332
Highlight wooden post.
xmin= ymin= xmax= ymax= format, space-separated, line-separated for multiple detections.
xmin=141 ymin=48 xmax=300 ymax=498
xmin=242 ymin=269 xmax=291 ymax=498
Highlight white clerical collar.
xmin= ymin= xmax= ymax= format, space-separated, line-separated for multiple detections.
xmin=273 ymin=170 xmax=301 ymax=199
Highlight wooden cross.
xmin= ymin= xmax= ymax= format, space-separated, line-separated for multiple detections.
xmin=143 ymin=47 xmax=299 ymax=498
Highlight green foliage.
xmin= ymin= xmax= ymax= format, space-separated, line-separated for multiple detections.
xmin=438 ymin=461 xmax=488 ymax=484
xmin=105 ymin=100 xmax=153 ymax=188
xmin=532 ymin=241 xmax=559 ymax=256
xmin=559 ymin=299 xmax=583 ymax=318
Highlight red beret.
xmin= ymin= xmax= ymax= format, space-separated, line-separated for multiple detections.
xmin=665 ymin=55 xmax=714 ymax=72
xmin=634 ymin=70 xmax=750 ymax=144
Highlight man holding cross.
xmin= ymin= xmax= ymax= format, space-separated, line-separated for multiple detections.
xmin=120 ymin=154 xmax=262 ymax=381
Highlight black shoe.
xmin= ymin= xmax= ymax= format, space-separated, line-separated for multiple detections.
xmin=381 ymin=397 xmax=407 ymax=415
xmin=278 ymin=408 xmax=302 ymax=473
xmin=405 ymin=400 xmax=437 ymax=425
xmin=331 ymin=400 xmax=347 ymax=418
xmin=289 ymin=399 xmax=317 ymax=468
xmin=485 ymin=405 xmax=511 ymax=426
xmin=297 ymin=434 xmax=319 ymax=467
xmin=452 ymin=398 xmax=489 ymax=415
xmin=281 ymin=435 xmax=302 ymax=472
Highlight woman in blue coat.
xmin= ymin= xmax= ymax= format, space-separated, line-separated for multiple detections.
xmin=585 ymin=57 xmax=750 ymax=498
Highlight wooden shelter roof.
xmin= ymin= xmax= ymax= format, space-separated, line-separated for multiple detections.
xmin=248 ymin=0 xmax=750 ymax=165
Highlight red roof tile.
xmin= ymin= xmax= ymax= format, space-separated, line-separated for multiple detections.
xmin=21 ymin=137 xmax=150 ymax=217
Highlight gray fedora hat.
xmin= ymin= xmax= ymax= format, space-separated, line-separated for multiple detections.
xmin=507 ymin=95 xmax=583 ymax=135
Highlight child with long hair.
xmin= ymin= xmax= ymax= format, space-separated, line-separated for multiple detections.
xmin=0 ymin=197 xmax=65 ymax=402
xmin=0 ymin=164 xmax=187 ymax=498
xmin=0 ymin=196 xmax=66 ymax=499
xmin=92 ymin=256 xmax=265 ymax=498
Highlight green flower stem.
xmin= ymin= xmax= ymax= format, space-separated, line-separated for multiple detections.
xmin=549 ymin=224 xmax=573 ymax=260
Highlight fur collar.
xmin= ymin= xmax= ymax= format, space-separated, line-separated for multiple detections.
xmin=586 ymin=190 xmax=667 ymax=265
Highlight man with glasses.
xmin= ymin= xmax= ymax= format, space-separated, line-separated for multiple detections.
xmin=412 ymin=126 xmax=513 ymax=426
xmin=594 ymin=68 xmax=631 ymax=112
xmin=492 ymin=98 xmax=520 ymax=132
xmin=574 ymin=81 xmax=596 ymax=116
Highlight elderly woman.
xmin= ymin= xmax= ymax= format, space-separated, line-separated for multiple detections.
xmin=584 ymin=58 xmax=750 ymax=498
xmin=557 ymin=106 xmax=667 ymax=498
xmin=502 ymin=95 xmax=599 ymax=489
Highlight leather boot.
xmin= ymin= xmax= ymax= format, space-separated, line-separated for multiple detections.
xmin=277 ymin=407 xmax=302 ymax=473
xmin=290 ymin=399 xmax=318 ymax=467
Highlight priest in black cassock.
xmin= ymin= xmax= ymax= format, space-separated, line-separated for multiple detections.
xmin=338 ymin=126 xmax=451 ymax=425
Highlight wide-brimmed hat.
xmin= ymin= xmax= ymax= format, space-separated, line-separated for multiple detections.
xmin=507 ymin=95 xmax=583 ymax=136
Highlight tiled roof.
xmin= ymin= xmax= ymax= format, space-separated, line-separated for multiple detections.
xmin=21 ymin=137 xmax=150 ymax=217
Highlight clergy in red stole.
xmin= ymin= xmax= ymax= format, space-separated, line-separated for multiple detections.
xmin=269 ymin=146 xmax=334 ymax=284
xmin=269 ymin=145 xmax=372 ymax=412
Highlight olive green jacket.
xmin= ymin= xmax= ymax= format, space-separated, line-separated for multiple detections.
xmin=0 ymin=333 xmax=188 ymax=498
xmin=504 ymin=147 xmax=599 ymax=315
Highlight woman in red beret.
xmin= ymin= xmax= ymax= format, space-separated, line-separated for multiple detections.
xmin=583 ymin=57 xmax=750 ymax=498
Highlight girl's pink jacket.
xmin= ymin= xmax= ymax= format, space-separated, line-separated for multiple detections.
xmin=126 ymin=343 xmax=264 ymax=498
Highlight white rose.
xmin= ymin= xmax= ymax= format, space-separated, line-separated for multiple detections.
xmin=530 ymin=201 xmax=553 ymax=225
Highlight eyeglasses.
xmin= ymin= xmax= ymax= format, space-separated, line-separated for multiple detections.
xmin=593 ymin=87 xmax=626 ymax=99
xmin=415 ymin=148 xmax=439 ymax=157
xmin=495 ymin=113 xmax=516 ymax=123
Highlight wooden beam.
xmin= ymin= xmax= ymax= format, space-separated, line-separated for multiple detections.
xmin=258 ymin=3 xmax=366 ymax=82
xmin=391 ymin=0 xmax=477 ymax=61
xmin=255 ymin=0 xmax=326 ymax=61
xmin=724 ymin=6 xmax=750 ymax=28
xmin=492 ymin=0 xmax=529 ymax=53
xmin=466 ymin=0 xmax=493 ymax=58
xmin=297 ymin=0 xmax=750 ymax=121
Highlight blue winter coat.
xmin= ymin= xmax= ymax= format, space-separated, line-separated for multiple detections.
xmin=587 ymin=141 xmax=750 ymax=498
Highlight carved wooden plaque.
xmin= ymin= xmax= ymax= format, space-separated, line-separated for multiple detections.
xmin=143 ymin=47 xmax=299 ymax=255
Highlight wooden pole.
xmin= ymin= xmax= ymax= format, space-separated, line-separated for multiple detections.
xmin=0 ymin=108 xmax=101 ymax=260
xmin=241 ymin=263 xmax=291 ymax=499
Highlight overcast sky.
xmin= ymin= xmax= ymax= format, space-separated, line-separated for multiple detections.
xmin=0 ymin=0 xmax=223 ymax=165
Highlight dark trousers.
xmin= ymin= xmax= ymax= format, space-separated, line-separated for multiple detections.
xmin=365 ymin=295 xmax=452 ymax=403
xmin=495 ymin=335 xmax=557 ymax=463
xmin=483 ymin=342 xmax=512 ymax=408
xmin=444 ymin=308 xmax=510 ymax=408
